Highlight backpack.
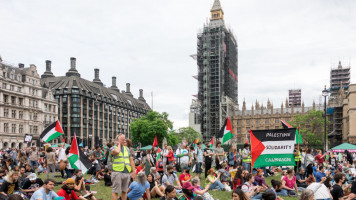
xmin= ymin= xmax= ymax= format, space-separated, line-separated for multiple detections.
xmin=161 ymin=173 xmax=177 ymax=185
xmin=158 ymin=161 xmax=163 ymax=169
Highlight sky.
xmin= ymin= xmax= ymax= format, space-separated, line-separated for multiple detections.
xmin=1 ymin=0 xmax=356 ymax=129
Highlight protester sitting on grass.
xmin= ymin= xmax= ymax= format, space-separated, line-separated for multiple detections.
xmin=57 ymin=178 xmax=80 ymax=200
xmin=30 ymin=179 xmax=59 ymax=200
xmin=206 ymin=168 xmax=225 ymax=191
xmin=300 ymin=189 xmax=314 ymax=200
xmin=147 ymin=174 xmax=164 ymax=198
xmin=296 ymin=167 xmax=307 ymax=189
xmin=305 ymin=165 xmax=315 ymax=186
xmin=0 ymin=171 xmax=20 ymax=199
xmin=127 ymin=172 xmax=150 ymax=200
xmin=279 ymin=169 xmax=298 ymax=196
xmin=103 ymin=169 xmax=112 ymax=187
xmin=178 ymin=182 xmax=197 ymax=200
xmin=17 ymin=167 xmax=27 ymax=187
xmin=179 ymin=166 xmax=191 ymax=186
xmin=218 ymin=163 xmax=231 ymax=186
xmin=0 ymin=170 xmax=6 ymax=186
xmin=162 ymin=166 xmax=182 ymax=191
xmin=159 ymin=185 xmax=178 ymax=200
xmin=255 ymin=169 xmax=268 ymax=189
xmin=191 ymin=178 xmax=214 ymax=200
xmin=232 ymin=188 xmax=249 ymax=200
xmin=7 ymin=194 xmax=24 ymax=200
xmin=74 ymin=176 xmax=99 ymax=200
xmin=150 ymin=167 xmax=161 ymax=185
xmin=233 ymin=168 xmax=244 ymax=191
xmin=307 ymin=177 xmax=332 ymax=200
xmin=262 ymin=192 xmax=276 ymax=200
xmin=136 ymin=163 xmax=145 ymax=175
xmin=315 ymin=166 xmax=326 ymax=183
xmin=156 ymin=159 xmax=164 ymax=177
xmin=22 ymin=173 xmax=44 ymax=198
xmin=241 ymin=173 xmax=263 ymax=200
xmin=331 ymin=173 xmax=354 ymax=200
xmin=265 ymin=179 xmax=283 ymax=200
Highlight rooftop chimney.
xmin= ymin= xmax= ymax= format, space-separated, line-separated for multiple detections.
xmin=92 ymin=68 xmax=103 ymax=86
xmin=18 ymin=63 xmax=24 ymax=68
xmin=110 ymin=76 xmax=119 ymax=92
xmin=41 ymin=60 xmax=55 ymax=78
xmin=66 ymin=57 xmax=80 ymax=77
xmin=138 ymin=89 xmax=146 ymax=102
xmin=125 ymin=83 xmax=133 ymax=97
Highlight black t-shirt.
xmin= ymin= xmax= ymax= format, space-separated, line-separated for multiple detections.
xmin=22 ymin=178 xmax=44 ymax=195
xmin=148 ymin=180 xmax=155 ymax=191
xmin=0 ymin=181 xmax=19 ymax=194
xmin=104 ymin=174 xmax=112 ymax=186
xmin=204 ymin=149 xmax=213 ymax=163
xmin=351 ymin=180 xmax=356 ymax=194
xmin=331 ymin=184 xmax=344 ymax=200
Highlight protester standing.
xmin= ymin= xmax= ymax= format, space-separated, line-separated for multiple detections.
xmin=215 ymin=142 xmax=224 ymax=170
xmin=241 ymin=144 xmax=251 ymax=172
xmin=111 ymin=134 xmax=136 ymax=200
xmin=204 ymin=142 xmax=213 ymax=178
xmin=45 ymin=147 xmax=56 ymax=180
xmin=194 ymin=142 xmax=203 ymax=178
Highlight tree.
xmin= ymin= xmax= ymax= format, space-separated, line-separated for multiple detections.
xmin=289 ymin=110 xmax=330 ymax=147
xmin=130 ymin=110 xmax=174 ymax=146
xmin=167 ymin=130 xmax=179 ymax=146
xmin=175 ymin=127 xmax=202 ymax=144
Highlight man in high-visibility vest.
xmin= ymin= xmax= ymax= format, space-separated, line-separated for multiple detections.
xmin=294 ymin=144 xmax=302 ymax=173
xmin=241 ymin=143 xmax=251 ymax=172
xmin=111 ymin=134 xmax=136 ymax=200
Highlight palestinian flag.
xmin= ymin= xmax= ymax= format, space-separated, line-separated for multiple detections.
xmin=68 ymin=134 xmax=92 ymax=174
xmin=209 ymin=138 xmax=213 ymax=148
xmin=40 ymin=120 xmax=64 ymax=143
xmin=156 ymin=147 xmax=161 ymax=162
xmin=218 ymin=117 xmax=233 ymax=144
xmin=250 ymin=128 xmax=296 ymax=168
xmin=281 ymin=120 xmax=302 ymax=144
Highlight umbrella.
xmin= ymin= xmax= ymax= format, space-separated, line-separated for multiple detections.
xmin=331 ymin=143 xmax=356 ymax=152
xmin=140 ymin=145 xmax=153 ymax=150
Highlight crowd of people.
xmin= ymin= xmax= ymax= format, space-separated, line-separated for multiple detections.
xmin=2 ymin=135 xmax=356 ymax=200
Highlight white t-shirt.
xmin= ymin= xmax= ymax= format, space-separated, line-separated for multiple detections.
xmin=307 ymin=183 xmax=331 ymax=199
xmin=176 ymin=148 xmax=189 ymax=164
xmin=58 ymin=148 xmax=66 ymax=161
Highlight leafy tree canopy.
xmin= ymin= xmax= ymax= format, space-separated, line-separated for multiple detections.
xmin=130 ymin=110 xmax=173 ymax=146
xmin=290 ymin=110 xmax=329 ymax=147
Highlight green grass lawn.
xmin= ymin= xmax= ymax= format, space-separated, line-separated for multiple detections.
xmin=37 ymin=171 xmax=299 ymax=200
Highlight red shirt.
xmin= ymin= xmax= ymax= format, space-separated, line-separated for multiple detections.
xmin=167 ymin=150 xmax=175 ymax=162
xmin=233 ymin=178 xmax=242 ymax=191
xmin=179 ymin=173 xmax=191 ymax=186
xmin=136 ymin=165 xmax=143 ymax=174
xmin=57 ymin=188 xmax=79 ymax=200
xmin=316 ymin=154 xmax=324 ymax=164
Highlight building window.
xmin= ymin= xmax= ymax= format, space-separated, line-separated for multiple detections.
xmin=11 ymin=96 xmax=16 ymax=104
xmin=3 ymin=109 xmax=8 ymax=117
xmin=19 ymin=98 xmax=23 ymax=106
xmin=11 ymin=124 xmax=16 ymax=133
xmin=33 ymin=126 xmax=38 ymax=134
xmin=19 ymin=111 xmax=23 ymax=119
xmin=19 ymin=125 xmax=23 ymax=133
xmin=265 ymin=119 xmax=269 ymax=124
xmin=275 ymin=119 xmax=279 ymax=123
xmin=33 ymin=113 xmax=37 ymax=120
xmin=3 ymin=95 xmax=8 ymax=103
xmin=11 ymin=110 xmax=16 ymax=118
xmin=2 ymin=83 xmax=6 ymax=89
xmin=29 ymin=125 xmax=33 ymax=134
xmin=4 ymin=123 xmax=8 ymax=132
xmin=17 ymin=87 xmax=21 ymax=92
xmin=10 ymin=85 xmax=14 ymax=91
xmin=44 ymin=104 xmax=48 ymax=111
xmin=256 ymin=120 xmax=259 ymax=124
xmin=29 ymin=112 xmax=32 ymax=120
xmin=53 ymin=105 xmax=56 ymax=113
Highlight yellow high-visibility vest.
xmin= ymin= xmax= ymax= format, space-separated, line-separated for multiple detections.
xmin=112 ymin=146 xmax=131 ymax=172
xmin=242 ymin=149 xmax=251 ymax=163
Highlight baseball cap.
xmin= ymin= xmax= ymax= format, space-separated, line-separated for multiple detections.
xmin=182 ymin=182 xmax=194 ymax=190
xmin=65 ymin=178 xmax=75 ymax=184
xmin=29 ymin=173 xmax=37 ymax=181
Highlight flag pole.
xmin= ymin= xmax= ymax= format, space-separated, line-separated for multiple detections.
xmin=249 ymin=129 xmax=253 ymax=174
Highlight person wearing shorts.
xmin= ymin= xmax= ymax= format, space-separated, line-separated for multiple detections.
xmin=111 ymin=134 xmax=136 ymax=200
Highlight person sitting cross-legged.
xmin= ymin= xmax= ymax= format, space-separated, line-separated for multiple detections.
xmin=30 ymin=179 xmax=59 ymax=200
xmin=162 ymin=166 xmax=182 ymax=192
xmin=57 ymin=178 xmax=80 ymax=200
xmin=127 ymin=172 xmax=150 ymax=200
xmin=241 ymin=173 xmax=263 ymax=200
xmin=147 ymin=173 xmax=164 ymax=198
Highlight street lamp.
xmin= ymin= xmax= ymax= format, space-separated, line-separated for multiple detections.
xmin=322 ymin=85 xmax=329 ymax=153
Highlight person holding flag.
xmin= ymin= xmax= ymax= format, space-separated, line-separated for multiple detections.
xmin=110 ymin=134 xmax=136 ymax=200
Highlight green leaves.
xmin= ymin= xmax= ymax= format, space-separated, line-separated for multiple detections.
xmin=130 ymin=110 xmax=174 ymax=146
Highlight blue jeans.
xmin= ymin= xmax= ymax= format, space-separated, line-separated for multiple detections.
xmin=196 ymin=162 xmax=202 ymax=174
xmin=209 ymin=180 xmax=225 ymax=190
xmin=277 ymin=189 xmax=296 ymax=196
xmin=251 ymin=193 xmax=263 ymax=200
xmin=242 ymin=162 xmax=251 ymax=172
xmin=30 ymin=160 xmax=38 ymax=169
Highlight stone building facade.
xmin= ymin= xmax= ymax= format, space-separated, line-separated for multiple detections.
xmin=0 ymin=57 xmax=57 ymax=149
xmin=232 ymin=99 xmax=323 ymax=143
xmin=40 ymin=57 xmax=150 ymax=148
xmin=329 ymin=84 xmax=356 ymax=144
